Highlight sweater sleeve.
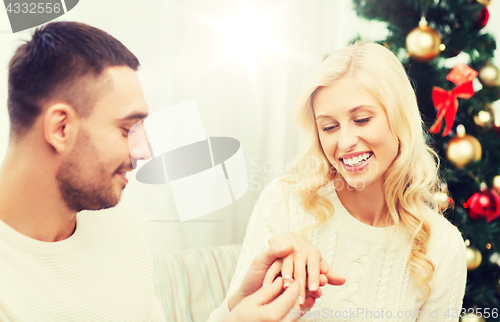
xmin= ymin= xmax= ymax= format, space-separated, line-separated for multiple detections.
xmin=416 ymin=224 xmax=467 ymax=322
xmin=207 ymin=177 xmax=292 ymax=322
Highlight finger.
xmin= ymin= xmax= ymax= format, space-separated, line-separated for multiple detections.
xmin=319 ymin=274 xmax=327 ymax=287
xmin=279 ymin=292 xmax=301 ymax=322
xmin=262 ymin=281 xmax=300 ymax=320
xmin=255 ymin=244 xmax=294 ymax=271
xmin=320 ymin=258 xmax=345 ymax=285
xmin=325 ymin=270 xmax=346 ymax=286
xmin=306 ymin=251 xmax=321 ymax=291
xmin=281 ymin=254 xmax=294 ymax=288
xmin=293 ymin=254 xmax=307 ymax=305
xmin=306 ymin=287 xmax=322 ymax=299
xmin=263 ymin=259 xmax=283 ymax=286
xmin=300 ymin=296 xmax=316 ymax=313
xmin=251 ymin=277 xmax=284 ymax=305
xmin=319 ymin=258 xmax=331 ymax=275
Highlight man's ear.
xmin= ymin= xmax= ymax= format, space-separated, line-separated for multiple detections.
xmin=43 ymin=103 xmax=79 ymax=154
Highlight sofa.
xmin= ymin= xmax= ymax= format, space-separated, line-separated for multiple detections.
xmin=152 ymin=244 xmax=242 ymax=322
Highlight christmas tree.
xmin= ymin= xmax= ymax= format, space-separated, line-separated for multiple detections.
xmin=352 ymin=0 xmax=500 ymax=320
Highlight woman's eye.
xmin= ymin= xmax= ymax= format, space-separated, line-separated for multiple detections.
xmin=354 ymin=118 xmax=370 ymax=124
xmin=322 ymin=125 xmax=337 ymax=132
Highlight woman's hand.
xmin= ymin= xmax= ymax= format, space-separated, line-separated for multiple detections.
xmin=223 ymin=277 xmax=301 ymax=322
xmin=265 ymin=233 xmax=346 ymax=305
xmin=266 ymin=258 xmax=326 ymax=311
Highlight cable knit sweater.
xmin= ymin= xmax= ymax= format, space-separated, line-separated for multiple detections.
xmin=208 ymin=177 xmax=467 ymax=322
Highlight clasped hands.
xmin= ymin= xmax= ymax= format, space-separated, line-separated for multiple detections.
xmin=225 ymin=233 xmax=345 ymax=322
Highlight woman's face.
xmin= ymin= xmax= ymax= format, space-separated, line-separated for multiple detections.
xmin=312 ymin=77 xmax=399 ymax=190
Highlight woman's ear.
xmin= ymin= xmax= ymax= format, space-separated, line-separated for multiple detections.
xmin=43 ymin=103 xmax=79 ymax=154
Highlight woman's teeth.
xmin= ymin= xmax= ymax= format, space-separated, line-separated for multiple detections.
xmin=342 ymin=152 xmax=372 ymax=166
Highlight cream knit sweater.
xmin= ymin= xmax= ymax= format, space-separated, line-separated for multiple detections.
xmin=208 ymin=177 xmax=467 ymax=322
xmin=0 ymin=202 xmax=165 ymax=322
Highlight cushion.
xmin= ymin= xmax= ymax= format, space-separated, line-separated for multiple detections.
xmin=152 ymin=244 xmax=241 ymax=322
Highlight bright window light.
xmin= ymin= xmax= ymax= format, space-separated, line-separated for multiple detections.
xmin=209 ymin=3 xmax=283 ymax=69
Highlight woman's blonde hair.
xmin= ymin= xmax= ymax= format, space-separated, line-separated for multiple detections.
xmin=285 ymin=41 xmax=446 ymax=299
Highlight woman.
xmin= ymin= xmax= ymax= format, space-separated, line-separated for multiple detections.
xmin=209 ymin=42 xmax=467 ymax=322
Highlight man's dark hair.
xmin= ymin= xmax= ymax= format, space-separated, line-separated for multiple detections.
xmin=7 ymin=21 xmax=140 ymax=142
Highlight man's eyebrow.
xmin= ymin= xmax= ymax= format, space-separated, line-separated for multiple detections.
xmin=315 ymin=105 xmax=376 ymax=121
xmin=118 ymin=112 xmax=148 ymax=121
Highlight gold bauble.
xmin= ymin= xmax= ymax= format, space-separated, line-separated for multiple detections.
xmin=478 ymin=64 xmax=500 ymax=87
xmin=494 ymin=175 xmax=500 ymax=194
xmin=406 ymin=18 xmax=441 ymax=62
xmin=466 ymin=246 xmax=482 ymax=270
xmin=446 ymin=125 xmax=482 ymax=168
xmin=460 ymin=313 xmax=486 ymax=322
xmin=477 ymin=0 xmax=491 ymax=6
xmin=473 ymin=104 xmax=495 ymax=128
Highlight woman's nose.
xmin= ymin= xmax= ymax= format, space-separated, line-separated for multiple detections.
xmin=337 ymin=126 xmax=359 ymax=152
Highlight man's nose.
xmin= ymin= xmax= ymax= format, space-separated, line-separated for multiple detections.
xmin=337 ymin=125 xmax=359 ymax=152
xmin=128 ymin=120 xmax=152 ymax=168
xmin=130 ymin=143 xmax=152 ymax=161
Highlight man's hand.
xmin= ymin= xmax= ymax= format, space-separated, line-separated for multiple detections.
xmin=223 ymin=277 xmax=301 ymax=322
xmin=265 ymin=233 xmax=346 ymax=305
xmin=228 ymin=244 xmax=295 ymax=311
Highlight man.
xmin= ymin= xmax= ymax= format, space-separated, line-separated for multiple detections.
xmin=0 ymin=21 xmax=310 ymax=321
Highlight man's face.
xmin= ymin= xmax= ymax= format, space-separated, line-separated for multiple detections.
xmin=56 ymin=66 xmax=148 ymax=212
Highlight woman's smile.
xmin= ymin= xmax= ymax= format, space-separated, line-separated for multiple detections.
xmin=340 ymin=151 xmax=374 ymax=172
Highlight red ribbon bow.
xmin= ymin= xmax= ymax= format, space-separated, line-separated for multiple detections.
xmin=429 ymin=63 xmax=478 ymax=136
xmin=429 ymin=82 xmax=474 ymax=136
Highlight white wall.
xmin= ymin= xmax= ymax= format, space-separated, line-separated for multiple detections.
xmin=0 ymin=0 xmax=498 ymax=253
